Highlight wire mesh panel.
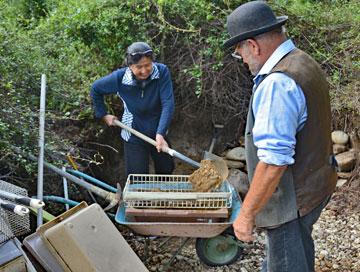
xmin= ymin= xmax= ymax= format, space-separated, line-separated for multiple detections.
xmin=0 ymin=180 xmax=31 ymax=243
xmin=0 ymin=212 xmax=14 ymax=243
xmin=123 ymin=174 xmax=232 ymax=209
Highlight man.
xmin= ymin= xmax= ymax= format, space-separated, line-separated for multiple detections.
xmin=224 ymin=1 xmax=337 ymax=271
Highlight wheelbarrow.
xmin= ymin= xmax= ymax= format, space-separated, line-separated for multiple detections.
xmin=109 ymin=120 xmax=244 ymax=267
xmin=115 ymin=173 xmax=244 ymax=267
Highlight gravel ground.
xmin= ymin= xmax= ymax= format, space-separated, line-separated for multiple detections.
xmin=123 ymin=178 xmax=360 ymax=272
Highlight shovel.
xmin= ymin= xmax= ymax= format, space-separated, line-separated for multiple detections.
xmin=113 ymin=120 xmax=200 ymax=168
xmin=203 ymin=123 xmax=228 ymax=181
xmin=112 ymin=120 xmax=228 ymax=182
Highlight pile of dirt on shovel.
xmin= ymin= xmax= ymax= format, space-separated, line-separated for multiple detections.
xmin=188 ymin=160 xmax=223 ymax=192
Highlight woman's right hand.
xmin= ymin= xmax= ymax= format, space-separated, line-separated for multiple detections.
xmin=102 ymin=114 xmax=118 ymax=126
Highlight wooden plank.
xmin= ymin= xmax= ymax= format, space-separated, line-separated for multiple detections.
xmin=123 ymin=191 xmax=231 ymax=201
xmin=129 ymin=216 xmax=223 ymax=223
xmin=125 ymin=208 xmax=229 ymax=218
xmin=29 ymin=207 xmax=55 ymax=222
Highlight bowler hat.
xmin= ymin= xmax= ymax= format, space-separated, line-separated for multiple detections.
xmin=224 ymin=1 xmax=287 ymax=48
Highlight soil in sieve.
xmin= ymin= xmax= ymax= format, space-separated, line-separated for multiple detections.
xmin=188 ymin=160 xmax=223 ymax=192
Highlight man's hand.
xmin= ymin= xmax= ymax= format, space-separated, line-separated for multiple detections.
xmin=233 ymin=210 xmax=255 ymax=242
xmin=232 ymin=162 xmax=287 ymax=242
xmin=102 ymin=115 xmax=118 ymax=126
xmin=155 ymin=134 xmax=169 ymax=152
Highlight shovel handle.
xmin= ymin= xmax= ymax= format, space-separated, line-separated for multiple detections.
xmin=112 ymin=120 xmax=200 ymax=168
xmin=113 ymin=119 xmax=157 ymax=146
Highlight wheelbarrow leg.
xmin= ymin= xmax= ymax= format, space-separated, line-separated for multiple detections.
xmin=142 ymin=236 xmax=161 ymax=263
xmin=160 ymin=237 xmax=191 ymax=272
xmin=142 ymin=237 xmax=150 ymax=263
xmin=158 ymin=237 xmax=173 ymax=252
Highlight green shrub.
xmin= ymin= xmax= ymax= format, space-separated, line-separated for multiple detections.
xmin=0 ymin=0 xmax=358 ymax=177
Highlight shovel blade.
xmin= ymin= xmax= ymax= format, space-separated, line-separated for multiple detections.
xmin=203 ymin=151 xmax=229 ymax=182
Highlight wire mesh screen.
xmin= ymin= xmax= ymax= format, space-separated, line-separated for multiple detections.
xmin=123 ymin=174 xmax=232 ymax=209
xmin=0 ymin=180 xmax=30 ymax=243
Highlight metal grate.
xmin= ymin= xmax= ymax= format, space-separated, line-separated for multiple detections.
xmin=0 ymin=180 xmax=31 ymax=243
xmin=123 ymin=174 xmax=232 ymax=209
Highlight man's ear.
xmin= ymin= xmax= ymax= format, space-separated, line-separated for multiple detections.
xmin=247 ymin=39 xmax=260 ymax=56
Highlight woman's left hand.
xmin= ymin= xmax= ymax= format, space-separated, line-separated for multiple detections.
xmin=155 ymin=134 xmax=169 ymax=152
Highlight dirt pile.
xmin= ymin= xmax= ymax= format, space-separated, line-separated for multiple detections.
xmin=188 ymin=160 xmax=223 ymax=192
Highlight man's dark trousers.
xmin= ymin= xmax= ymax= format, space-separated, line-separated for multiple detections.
xmin=261 ymin=195 xmax=330 ymax=272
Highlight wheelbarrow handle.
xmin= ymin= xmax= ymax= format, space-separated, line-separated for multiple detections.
xmin=0 ymin=198 xmax=29 ymax=216
xmin=0 ymin=189 xmax=45 ymax=209
xmin=112 ymin=120 xmax=200 ymax=168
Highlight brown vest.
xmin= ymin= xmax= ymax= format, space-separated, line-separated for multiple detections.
xmin=245 ymin=48 xmax=337 ymax=227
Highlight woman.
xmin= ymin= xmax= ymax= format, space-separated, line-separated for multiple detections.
xmin=90 ymin=42 xmax=175 ymax=176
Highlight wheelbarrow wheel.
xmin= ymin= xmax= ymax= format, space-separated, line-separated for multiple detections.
xmin=195 ymin=228 xmax=243 ymax=267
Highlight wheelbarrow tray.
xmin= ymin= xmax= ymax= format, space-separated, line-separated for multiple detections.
xmin=115 ymin=186 xmax=241 ymax=238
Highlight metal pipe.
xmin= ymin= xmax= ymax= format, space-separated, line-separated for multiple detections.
xmin=11 ymin=146 xmax=119 ymax=210
xmin=66 ymin=169 xmax=117 ymax=193
xmin=42 ymin=196 xmax=116 ymax=219
xmin=43 ymin=195 xmax=79 ymax=207
xmin=66 ymin=155 xmax=98 ymax=204
xmin=12 ymin=146 xmax=117 ymax=204
xmin=42 ymin=158 xmax=115 ymax=200
xmin=37 ymin=74 xmax=46 ymax=227
xmin=62 ymin=167 xmax=70 ymax=210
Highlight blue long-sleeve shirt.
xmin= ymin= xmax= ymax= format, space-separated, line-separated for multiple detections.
xmin=90 ymin=63 xmax=174 ymax=144
xmin=252 ymin=40 xmax=308 ymax=166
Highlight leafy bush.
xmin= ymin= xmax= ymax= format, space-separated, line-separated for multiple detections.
xmin=0 ymin=0 xmax=358 ymax=179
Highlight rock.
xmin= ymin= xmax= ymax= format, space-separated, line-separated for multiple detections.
xmin=336 ymin=179 xmax=348 ymax=188
xmin=333 ymin=144 xmax=347 ymax=155
xmin=331 ymin=130 xmax=349 ymax=145
xmin=318 ymin=253 xmax=325 ymax=260
xmin=325 ymin=260 xmax=333 ymax=267
xmin=320 ymin=249 xmax=329 ymax=257
xmin=225 ymin=147 xmax=246 ymax=161
xmin=335 ymin=150 xmax=357 ymax=172
xmin=225 ymin=159 xmax=245 ymax=169
xmin=227 ymin=169 xmax=249 ymax=195
xmin=337 ymin=172 xmax=352 ymax=179
xmin=349 ymin=132 xmax=360 ymax=151
xmin=239 ymin=136 xmax=245 ymax=147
